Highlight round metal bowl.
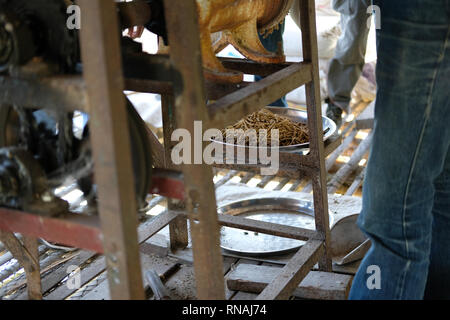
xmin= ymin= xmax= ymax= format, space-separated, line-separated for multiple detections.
xmin=218 ymin=197 xmax=334 ymax=256
xmin=211 ymin=106 xmax=337 ymax=153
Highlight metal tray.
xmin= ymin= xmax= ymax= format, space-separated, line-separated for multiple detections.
xmin=211 ymin=106 xmax=337 ymax=153
xmin=219 ymin=198 xmax=334 ymax=256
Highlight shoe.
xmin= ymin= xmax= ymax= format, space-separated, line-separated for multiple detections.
xmin=325 ymin=98 xmax=343 ymax=129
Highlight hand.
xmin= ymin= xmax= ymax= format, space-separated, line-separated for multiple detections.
xmin=127 ymin=26 xmax=145 ymax=39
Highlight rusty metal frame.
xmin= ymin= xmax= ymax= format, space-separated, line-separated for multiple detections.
xmin=162 ymin=0 xmax=226 ymax=299
xmin=0 ymin=0 xmax=332 ymax=300
xmin=155 ymin=0 xmax=332 ymax=300
xmin=77 ymin=0 xmax=145 ymax=300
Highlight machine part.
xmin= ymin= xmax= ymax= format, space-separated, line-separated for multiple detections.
xmin=0 ymin=0 xmax=79 ymax=74
xmin=0 ymin=99 xmax=152 ymax=212
xmin=145 ymin=270 xmax=172 ymax=300
xmin=0 ymin=9 xmax=36 ymax=73
xmin=0 ymin=105 xmax=21 ymax=147
xmin=218 ymin=198 xmax=334 ymax=256
xmin=0 ymin=147 xmax=68 ymax=214
xmin=0 ymin=105 xmax=79 ymax=176
xmin=76 ymin=98 xmax=153 ymax=210
xmin=126 ymin=98 xmax=153 ymax=209
xmin=0 ymin=148 xmax=46 ymax=208
xmin=330 ymin=214 xmax=369 ymax=265
xmin=0 ymin=0 xmax=169 ymax=75
xmin=197 ymin=0 xmax=294 ymax=83
xmin=143 ymin=0 xmax=168 ymax=44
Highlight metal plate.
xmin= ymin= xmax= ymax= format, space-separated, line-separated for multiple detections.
xmin=211 ymin=106 xmax=337 ymax=153
xmin=330 ymin=214 xmax=369 ymax=265
xmin=218 ymin=198 xmax=334 ymax=256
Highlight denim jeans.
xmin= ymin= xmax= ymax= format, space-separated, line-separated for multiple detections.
xmin=255 ymin=22 xmax=288 ymax=107
xmin=349 ymin=0 xmax=450 ymax=299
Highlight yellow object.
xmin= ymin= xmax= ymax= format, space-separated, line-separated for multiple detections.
xmin=196 ymin=0 xmax=294 ymax=83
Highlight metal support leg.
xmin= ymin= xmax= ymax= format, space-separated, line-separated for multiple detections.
xmin=0 ymin=232 xmax=42 ymax=300
xmin=78 ymin=0 xmax=144 ymax=299
xmin=163 ymin=0 xmax=225 ymax=299
xmin=299 ymin=0 xmax=332 ymax=271
xmin=162 ymin=95 xmax=189 ymax=251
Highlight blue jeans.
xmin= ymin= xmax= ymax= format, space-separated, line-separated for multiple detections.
xmin=255 ymin=22 xmax=288 ymax=107
xmin=349 ymin=0 xmax=450 ymax=299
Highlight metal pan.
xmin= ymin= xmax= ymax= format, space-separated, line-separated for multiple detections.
xmin=218 ymin=197 xmax=334 ymax=256
xmin=330 ymin=214 xmax=370 ymax=265
xmin=211 ymin=106 xmax=337 ymax=153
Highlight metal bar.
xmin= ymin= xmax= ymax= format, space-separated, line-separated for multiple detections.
xmin=239 ymin=172 xmax=255 ymax=185
xmin=256 ymin=239 xmax=324 ymax=300
xmin=124 ymin=78 xmax=252 ymax=101
xmin=205 ymin=81 xmax=252 ymax=101
xmin=172 ymin=210 xmax=316 ymax=241
xmin=78 ymin=0 xmax=144 ymax=300
xmin=274 ymin=178 xmax=290 ymax=191
xmin=0 ymin=76 xmax=87 ymax=112
xmin=125 ymin=78 xmax=173 ymax=95
xmin=150 ymin=169 xmax=185 ymax=200
xmin=216 ymin=214 xmax=317 ymax=242
xmin=0 ymin=208 xmax=103 ymax=253
xmin=0 ymin=231 xmax=39 ymax=273
xmin=213 ymin=150 xmax=318 ymax=179
xmin=345 ymin=167 xmax=366 ymax=196
xmin=0 ymin=172 xmax=184 ymax=256
xmin=327 ymin=132 xmax=373 ymax=194
xmin=0 ymin=231 xmax=42 ymax=299
xmin=288 ymin=180 xmax=303 ymax=192
xmin=208 ymin=63 xmax=313 ymax=129
xmin=123 ymin=53 xmax=173 ymax=82
xmin=117 ymin=0 xmax=152 ymax=29
xmin=213 ymin=163 xmax=311 ymax=179
xmin=22 ymin=236 xmax=42 ymax=300
xmin=137 ymin=210 xmax=180 ymax=244
xmin=214 ymin=170 xmax=239 ymax=188
xmin=257 ymin=175 xmax=274 ymax=189
xmin=163 ymin=0 xmax=225 ymax=299
xmin=219 ymin=57 xmax=293 ymax=76
xmin=161 ymin=95 xmax=189 ymax=251
xmin=298 ymin=0 xmax=332 ymax=271
xmin=326 ymin=128 xmax=358 ymax=170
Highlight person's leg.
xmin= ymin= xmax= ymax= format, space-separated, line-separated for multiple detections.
xmin=255 ymin=22 xmax=288 ymax=107
xmin=349 ymin=0 xmax=450 ymax=299
xmin=327 ymin=0 xmax=371 ymax=123
xmin=423 ymin=25 xmax=450 ymax=298
xmin=425 ymin=149 xmax=450 ymax=299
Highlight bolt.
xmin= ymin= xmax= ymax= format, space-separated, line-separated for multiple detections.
xmin=41 ymin=191 xmax=53 ymax=203
xmin=4 ymin=23 xmax=13 ymax=33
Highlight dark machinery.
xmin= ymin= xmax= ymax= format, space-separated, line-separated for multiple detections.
xmin=0 ymin=0 xmax=79 ymax=74
xmin=0 ymin=0 xmax=155 ymax=213
xmin=0 ymin=0 xmax=167 ymax=74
